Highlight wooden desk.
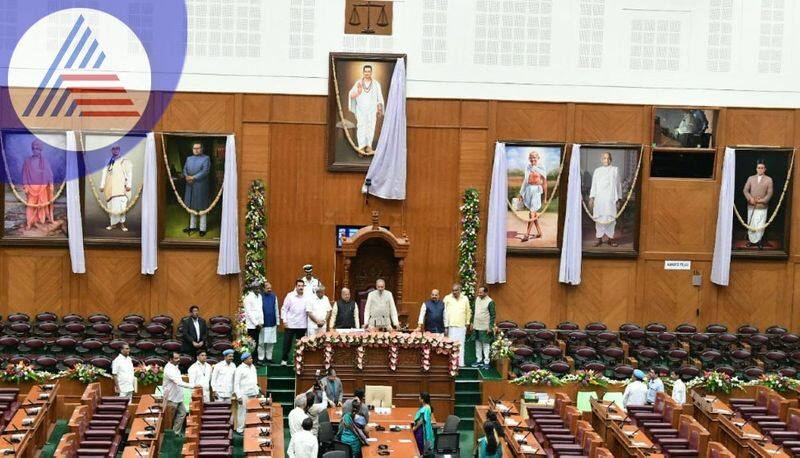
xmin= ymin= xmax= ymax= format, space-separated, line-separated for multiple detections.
xmin=127 ymin=417 xmax=162 ymax=446
xmin=246 ymin=412 xmax=276 ymax=427
xmin=474 ymin=406 xmax=545 ymax=457
xmin=243 ymin=405 xmax=284 ymax=457
xmin=122 ymin=444 xmax=157 ymax=457
xmin=749 ymin=440 xmax=792 ymax=458
xmin=247 ymin=397 xmax=272 ymax=412
xmin=608 ymin=421 xmax=658 ymax=458
xmin=363 ymin=430 xmax=420 ymax=458
xmin=328 ymin=407 xmax=437 ymax=426
xmin=135 ymin=395 xmax=164 ymax=417
xmin=590 ymin=398 xmax=628 ymax=446
xmin=692 ymin=391 xmax=734 ymax=440
xmin=0 ymin=433 xmax=33 ymax=458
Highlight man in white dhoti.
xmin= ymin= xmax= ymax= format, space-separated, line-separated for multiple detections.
xmin=99 ymin=145 xmax=133 ymax=231
xmin=234 ymin=352 xmax=260 ymax=434
xmin=743 ymin=161 xmax=774 ymax=249
xmin=518 ymin=151 xmax=548 ymax=242
xmin=188 ymin=350 xmax=212 ymax=402
xmin=306 ymin=285 xmax=332 ymax=337
xmin=348 ymin=64 xmax=385 ymax=154
xmin=589 ymin=152 xmax=622 ymax=247
xmin=211 ymin=349 xmax=236 ymax=401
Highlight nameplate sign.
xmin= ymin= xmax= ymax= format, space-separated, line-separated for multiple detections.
xmin=664 ymin=260 xmax=691 ymax=270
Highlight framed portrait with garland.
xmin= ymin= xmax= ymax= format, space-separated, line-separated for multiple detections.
xmin=160 ymin=133 xmax=226 ymax=246
xmin=81 ymin=132 xmax=147 ymax=245
xmin=731 ymin=147 xmax=794 ymax=259
xmin=327 ymin=52 xmax=406 ymax=172
xmin=0 ymin=129 xmax=69 ymax=245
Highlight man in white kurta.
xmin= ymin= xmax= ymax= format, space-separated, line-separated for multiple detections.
xmin=162 ymin=352 xmax=197 ymax=435
xmin=306 ymin=285 xmax=332 ymax=337
xmin=670 ymin=371 xmax=686 ymax=405
xmin=288 ymin=417 xmax=318 ymax=458
xmin=234 ymin=352 xmax=260 ymax=434
xmin=211 ymin=349 xmax=236 ymax=401
xmin=589 ymin=152 xmax=622 ymax=246
xmin=363 ymin=279 xmax=399 ymax=330
xmin=348 ymin=65 xmax=385 ymax=153
xmin=111 ymin=343 xmax=135 ymax=399
xmin=99 ymin=145 xmax=133 ymax=231
xmin=187 ymin=350 xmax=213 ymax=403
xmin=443 ymin=284 xmax=471 ymax=367
xmin=622 ymin=369 xmax=648 ymax=409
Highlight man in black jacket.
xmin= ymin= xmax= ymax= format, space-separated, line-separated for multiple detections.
xmin=179 ymin=305 xmax=208 ymax=356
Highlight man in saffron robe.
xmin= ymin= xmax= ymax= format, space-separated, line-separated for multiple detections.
xmin=22 ymin=140 xmax=55 ymax=230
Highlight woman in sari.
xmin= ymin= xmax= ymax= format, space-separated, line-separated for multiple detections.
xmin=412 ymin=392 xmax=434 ymax=454
xmin=340 ymin=398 xmax=367 ymax=456
xmin=475 ymin=420 xmax=503 ymax=457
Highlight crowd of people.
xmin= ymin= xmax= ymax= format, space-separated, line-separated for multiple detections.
xmin=242 ymin=264 xmax=499 ymax=369
xmin=621 ymin=367 xmax=687 ymax=408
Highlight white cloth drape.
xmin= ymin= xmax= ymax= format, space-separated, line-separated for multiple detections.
xmin=485 ymin=142 xmax=507 ymax=284
xmin=217 ymin=134 xmax=240 ymax=275
xmin=65 ymin=131 xmax=85 ymax=274
xmin=364 ymin=58 xmax=407 ymax=200
xmin=711 ymin=147 xmax=736 ymax=286
xmin=141 ymin=133 xmax=157 ymax=275
xmin=559 ymin=144 xmax=582 ymax=285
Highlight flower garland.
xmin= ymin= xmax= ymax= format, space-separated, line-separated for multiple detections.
xmin=295 ymin=332 xmax=460 ymax=376
xmin=234 ymin=180 xmax=267 ymax=354
xmin=135 ymin=364 xmax=164 ymax=386
xmin=54 ymin=363 xmax=111 ymax=384
xmin=458 ymin=189 xmax=480 ymax=300
xmin=0 ymin=362 xmax=49 ymax=384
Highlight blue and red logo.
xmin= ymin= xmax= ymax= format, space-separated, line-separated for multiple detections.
xmin=1 ymin=1 xmax=187 ymax=184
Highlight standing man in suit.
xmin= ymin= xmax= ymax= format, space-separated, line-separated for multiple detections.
xmin=179 ymin=305 xmax=208 ymax=356
xmin=743 ymin=160 xmax=774 ymax=249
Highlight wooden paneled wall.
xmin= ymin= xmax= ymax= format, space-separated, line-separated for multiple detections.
xmin=1 ymin=91 xmax=799 ymax=333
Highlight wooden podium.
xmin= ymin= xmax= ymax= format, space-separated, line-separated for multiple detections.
xmin=294 ymin=333 xmax=455 ymax=415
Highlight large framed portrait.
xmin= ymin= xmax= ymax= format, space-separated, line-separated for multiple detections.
xmin=161 ymin=134 xmax=226 ymax=246
xmin=731 ymin=148 xmax=793 ymax=258
xmin=81 ymin=133 xmax=146 ymax=244
xmin=328 ymin=52 xmax=405 ymax=172
xmin=580 ymin=145 xmax=643 ymax=257
xmin=1 ymin=130 xmax=68 ymax=243
xmin=505 ymin=143 xmax=565 ymax=255
xmin=653 ymin=108 xmax=718 ymax=149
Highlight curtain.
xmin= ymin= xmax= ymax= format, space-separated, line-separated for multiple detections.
xmin=65 ymin=131 xmax=85 ymax=274
xmin=217 ymin=134 xmax=240 ymax=275
xmin=364 ymin=58 xmax=407 ymax=200
xmin=711 ymin=147 xmax=736 ymax=286
xmin=141 ymin=133 xmax=157 ymax=275
xmin=559 ymin=144 xmax=582 ymax=285
xmin=485 ymin=142 xmax=507 ymax=284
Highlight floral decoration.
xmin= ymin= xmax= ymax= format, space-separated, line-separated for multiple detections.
xmin=562 ymin=370 xmax=609 ymax=388
xmin=458 ymin=188 xmax=479 ymax=300
xmin=55 ymin=363 xmax=111 ymax=384
xmin=490 ymin=335 xmax=513 ymax=362
xmin=748 ymin=373 xmax=800 ymax=393
xmin=295 ymin=331 xmax=460 ymax=376
xmin=0 ymin=362 xmax=49 ymax=384
xmin=511 ymin=369 xmax=565 ymax=386
xmin=234 ymin=179 xmax=267 ymax=354
xmin=134 ymin=364 xmax=163 ymax=386
xmin=686 ymin=370 xmax=744 ymax=394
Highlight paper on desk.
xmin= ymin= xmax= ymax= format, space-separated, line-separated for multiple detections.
xmin=521 ymin=445 xmax=537 ymax=453
xmin=504 ymin=418 xmax=518 ymax=426
xmin=632 ymin=441 xmax=649 ymax=447
xmin=368 ymin=423 xmax=379 ymax=428
xmin=399 ymin=439 xmax=412 ymax=443
xmin=514 ymin=434 xmax=525 ymax=441
xmin=366 ymin=438 xmax=378 ymax=442
xmin=714 ymin=409 xmax=732 ymax=415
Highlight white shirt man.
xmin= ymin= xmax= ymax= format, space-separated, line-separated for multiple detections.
xmin=188 ymin=351 xmax=213 ymax=403
xmin=211 ymin=350 xmax=237 ymax=401
xmin=348 ymin=65 xmax=385 ymax=152
xmin=162 ymin=353 xmax=195 ymax=434
xmin=288 ymin=418 xmax=319 ymax=458
xmin=622 ymin=370 xmax=648 ymax=409
xmin=288 ymin=394 xmax=309 ymax=437
xmin=111 ymin=345 xmax=135 ymax=399
xmin=364 ymin=280 xmax=399 ymax=330
xmin=301 ymin=264 xmax=321 ymax=294
xmin=589 ymin=152 xmax=622 ymax=244
xmin=306 ymin=287 xmax=332 ymax=337
xmin=443 ymin=284 xmax=471 ymax=367
xmin=234 ymin=353 xmax=260 ymax=434
xmin=671 ymin=375 xmax=687 ymax=405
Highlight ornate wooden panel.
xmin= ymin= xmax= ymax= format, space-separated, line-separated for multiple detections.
xmin=726 ymin=109 xmax=794 ymax=147
xmin=641 ymin=260 xmax=703 ymax=327
xmin=2 ymin=249 xmax=70 ymax=316
xmin=491 ymin=258 xmax=562 ymax=326
xmin=271 ymin=95 xmax=325 ymax=124
xmin=407 ymin=99 xmax=461 ymax=127
xmin=80 ymin=250 xmax=150 ymax=321
xmin=495 ymin=102 xmax=567 ymax=141
xmin=574 ymin=104 xmax=646 ymax=144
xmin=461 ymin=101 xmax=490 ymax=128
xmin=458 ymin=129 xmax=490 ymax=194
xmin=242 ymin=95 xmax=271 ymax=123
xmin=161 ymin=93 xmax=235 ymax=133
xmin=717 ymin=262 xmax=790 ymax=330
xmin=160 ymin=250 xmax=234 ymax=319
xmin=566 ymin=260 xmax=636 ymax=328
xmin=643 ymin=180 xmax=717 ymax=254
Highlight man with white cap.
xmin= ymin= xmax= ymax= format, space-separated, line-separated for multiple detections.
xmin=622 ymin=369 xmax=648 ymax=409
xmin=234 ymin=352 xmax=260 ymax=434
xmin=301 ymin=264 xmax=321 ymax=294
xmin=211 ymin=349 xmax=236 ymax=401
xmin=188 ymin=350 xmax=213 ymax=403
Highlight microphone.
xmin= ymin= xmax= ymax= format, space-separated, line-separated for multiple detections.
xmin=135 ymin=447 xmax=144 ymax=457
xmin=625 ymin=427 xmax=641 ymax=440
xmin=516 ymin=430 xmax=531 ymax=445
xmin=41 ymin=384 xmax=55 ymax=391
xmin=0 ymin=449 xmax=13 ymax=455
xmin=259 ymin=426 xmax=270 ymax=437
xmin=142 ymin=416 xmax=156 ymax=432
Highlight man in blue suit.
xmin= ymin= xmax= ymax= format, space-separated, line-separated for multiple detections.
xmin=182 ymin=142 xmax=212 ymax=237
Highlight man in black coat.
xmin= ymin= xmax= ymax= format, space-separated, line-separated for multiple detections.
xmin=179 ymin=305 xmax=208 ymax=355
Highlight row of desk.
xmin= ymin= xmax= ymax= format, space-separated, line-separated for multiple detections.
xmin=121 ymin=394 xmax=166 ymax=458
xmin=242 ymin=398 xmax=285 ymax=457
xmin=0 ymin=384 xmax=59 ymax=458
